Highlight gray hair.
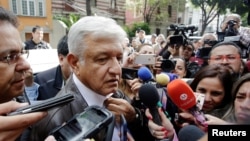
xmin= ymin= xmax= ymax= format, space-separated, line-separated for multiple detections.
xmin=0 ymin=6 xmax=18 ymax=27
xmin=68 ymin=16 xmax=127 ymax=58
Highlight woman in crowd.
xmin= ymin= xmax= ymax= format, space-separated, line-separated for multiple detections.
xmin=205 ymin=73 xmax=250 ymax=125
xmin=145 ymin=64 xmax=234 ymax=140
xmin=188 ymin=64 xmax=233 ymax=117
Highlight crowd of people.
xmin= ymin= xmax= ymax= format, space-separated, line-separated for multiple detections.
xmin=1 ymin=5 xmax=250 ymax=141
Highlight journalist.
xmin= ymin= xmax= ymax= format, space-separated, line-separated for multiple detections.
xmin=220 ymin=13 xmax=250 ymax=58
xmin=0 ymin=6 xmax=47 ymax=140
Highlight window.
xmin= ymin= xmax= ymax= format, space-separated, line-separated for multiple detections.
xmin=22 ymin=0 xmax=28 ymax=15
xmin=90 ymin=0 xmax=97 ymax=7
xmin=11 ymin=0 xmax=18 ymax=14
xmin=168 ymin=5 xmax=172 ymax=18
xmin=38 ymin=1 xmax=44 ymax=16
xmin=29 ymin=1 xmax=35 ymax=16
xmin=110 ymin=0 xmax=116 ymax=9
xmin=11 ymin=0 xmax=45 ymax=17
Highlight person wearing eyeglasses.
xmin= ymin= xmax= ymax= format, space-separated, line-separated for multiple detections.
xmin=0 ymin=6 xmax=47 ymax=140
xmin=208 ymin=41 xmax=243 ymax=82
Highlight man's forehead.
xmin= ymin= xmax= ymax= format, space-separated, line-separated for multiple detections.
xmin=211 ymin=45 xmax=238 ymax=54
xmin=226 ymin=16 xmax=239 ymax=22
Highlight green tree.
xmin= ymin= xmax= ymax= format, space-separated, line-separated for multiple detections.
xmin=190 ymin=0 xmax=249 ymax=35
xmin=53 ymin=13 xmax=81 ymax=33
xmin=143 ymin=0 xmax=169 ymax=24
xmin=123 ymin=22 xmax=150 ymax=38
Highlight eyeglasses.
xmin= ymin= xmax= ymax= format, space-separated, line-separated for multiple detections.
xmin=209 ymin=54 xmax=240 ymax=62
xmin=0 ymin=49 xmax=29 ymax=65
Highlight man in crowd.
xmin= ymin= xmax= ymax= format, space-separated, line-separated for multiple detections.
xmin=0 ymin=6 xmax=47 ymax=140
xmin=31 ymin=16 xmax=142 ymax=141
xmin=220 ymin=13 xmax=250 ymax=59
xmin=208 ymin=41 xmax=243 ymax=81
xmin=35 ymin=35 xmax=71 ymax=100
xmin=24 ymin=25 xmax=52 ymax=49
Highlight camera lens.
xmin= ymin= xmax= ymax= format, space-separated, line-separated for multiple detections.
xmin=161 ymin=59 xmax=176 ymax=72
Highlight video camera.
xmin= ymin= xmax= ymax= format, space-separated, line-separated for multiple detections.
xmin=169 ymin=24 xmax=198 ymax=36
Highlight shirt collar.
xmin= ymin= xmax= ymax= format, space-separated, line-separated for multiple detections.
xmin=72 ymin=74 xmax=112 ymax=107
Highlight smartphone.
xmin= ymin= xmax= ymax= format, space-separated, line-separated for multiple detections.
xmin=50 ymin=105 xmax=114 ymax=141
xmin=134 ymin=54 xmax=156 ymax=65
xmin=122 ymin=67 xmax=138 ymax=80
xmin=8 ymin=94 xmax=74 ymax=116
xmin=120 ymin=114 xmax=128 ymax=141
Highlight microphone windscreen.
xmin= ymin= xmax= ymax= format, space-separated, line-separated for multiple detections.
xmin=138 ymin=66 xmax=153 ymax=82
xmin=178 ymin=125 xmax=205 ymax=141
xmin=167 ymin=79 xmax=196 ymax=109
xmin=156 ymin=73 xmax=170 ymax=86
xmin=166 ymin=73 xmax=178 ymax=81
xmin=139 ymin=83 xmax=159 ymax=108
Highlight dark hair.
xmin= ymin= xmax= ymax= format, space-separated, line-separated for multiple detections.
xmin=0 ymin=6 xmax=18 ymax=27
xmin=190 ymin=64 xmax=233 ymax=109
xmin=57 ymin=35 xmax=69 ymax=56
xmin=32 ymin=25 xmax=42 ymax=33
xmin=209 ymin=41 xmax=242 ymax=58
xmin=222 ymin=73 xmax=250 ymax=121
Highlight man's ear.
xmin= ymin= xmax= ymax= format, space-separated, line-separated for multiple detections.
xmin=67 ymin=54 xmax=80 ymax=75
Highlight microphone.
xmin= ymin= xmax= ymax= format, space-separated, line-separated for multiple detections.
xmin=139 ymin=83 xmax=162 ymax=125
xmin=178 ymin=125 xmax=205 ymax=141
xmin=156 ymin=73 xmax=170 ymax=86
xmin=166 ymin=79 xmax=207 ymax=127
xmin=137 ymin=66 xmax=154 ymax=83
xmin=155 ymin=72 xmax=178 ymax=87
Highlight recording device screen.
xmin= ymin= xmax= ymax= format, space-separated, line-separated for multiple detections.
xmin=169 ymin=35 xmax=184 ymax=45
xmin=198 ymin=47 xmax=212 ymax=59
xmin=50 ymin=106 xmax=113 ymax=141
xmin=122 ymin=68 xmax=138 ymax=80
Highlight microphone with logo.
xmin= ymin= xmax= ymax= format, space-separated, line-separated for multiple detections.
xmin=166 ymin=79 xmax=207 ymax=128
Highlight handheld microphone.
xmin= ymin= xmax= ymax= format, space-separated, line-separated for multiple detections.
xmin=155 ymin=73 xmax=170 ymax=86
xmin=167 ymin=79 xmax=207 ymax=127
xmin=139 ymin=83 xmax=162 ymax=125
xmin=137 ymin=66 xmax=154 ymax=83
xmin=155 ymin=72 xmax=178 ymax=87
xmin=178 ymin=125 xmax=205 ymax=141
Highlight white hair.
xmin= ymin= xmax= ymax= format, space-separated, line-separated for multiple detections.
xmin=68 ymin=16 xmax=127 ymax=57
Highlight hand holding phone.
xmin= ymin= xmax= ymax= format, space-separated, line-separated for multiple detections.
xmin=8 ymin=94 xmax=74 ymax=116
xmin=134 ymin=54 xmax=156 ymax=65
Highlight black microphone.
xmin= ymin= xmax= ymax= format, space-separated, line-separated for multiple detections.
xmin=139 ymin=83 xmax=162 ymax=125
xmin=178 ymin=125 xmax=205 ymax=141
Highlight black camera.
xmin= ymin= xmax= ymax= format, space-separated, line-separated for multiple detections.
xmin=161 ymin=59 xmax=176 ymax=73
xmin=169 ymin=35 xmax=184 ymax=45
xmin=227 ymin=20 xmax=237 ymax=27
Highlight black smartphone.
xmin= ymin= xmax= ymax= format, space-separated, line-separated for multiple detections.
xmin=50 ymin=105 xmax=114 ymax=141
xmin=122 ymin=67 xmax=138 ymax=80
xmin=8 ymin=94 xmax=74 ymax=116
xmin=120 ymin=114 xmax=127 ymax=141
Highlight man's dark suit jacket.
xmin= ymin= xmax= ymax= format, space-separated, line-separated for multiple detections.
xmin=34 ymin=65 xmax=63 ymax=100
xmin=30 ymin=75 xmax=130 ymax=141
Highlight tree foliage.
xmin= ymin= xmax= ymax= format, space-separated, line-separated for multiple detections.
xmin=123 ymin=22 xmax=150 ymax=38
xmin=53 ymin=13 xmax=81 ymax=33
xmin=190 ymin=0 xmax=249 ymax=35
xmin=143 ymin=0 xmax=169 ymax=24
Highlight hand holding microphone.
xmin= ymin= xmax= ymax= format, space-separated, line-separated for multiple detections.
xmin=167 ymin=79 xmax=207 ymax=128
xmin=139 ymin=83 xmax=175 ymax=140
